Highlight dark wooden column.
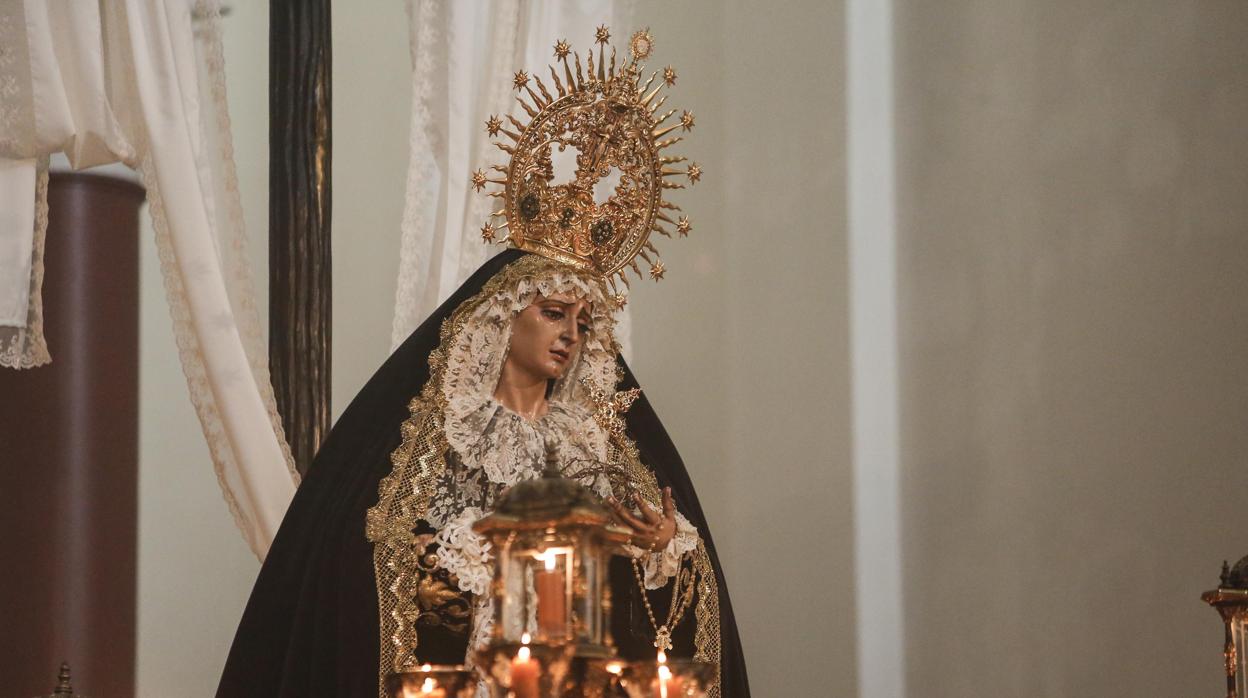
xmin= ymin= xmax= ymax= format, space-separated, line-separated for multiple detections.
xmin=0 ymin=172 xmax=145 ymax=698
xmin=270 ymin=0 xmax=332 ymax=475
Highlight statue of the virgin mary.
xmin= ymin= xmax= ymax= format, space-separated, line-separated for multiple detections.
xmin=216 ymin=28 xmax=747 ymax=698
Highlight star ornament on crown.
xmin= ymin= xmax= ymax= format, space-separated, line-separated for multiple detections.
xmin=471 ymin=27 xmax=702 ymax=298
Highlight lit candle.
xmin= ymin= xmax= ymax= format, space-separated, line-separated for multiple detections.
xmin=654 ymin=651 xmax=686 ymax=698
xmin=534 ymin=551 xmax=566 ymax=639
xmin=400 ymin=676 xmax=444 ymax=698
xmin=511 ymin=634 xmax=540 ymax=698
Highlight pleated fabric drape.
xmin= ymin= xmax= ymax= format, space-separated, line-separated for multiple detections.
xmin=0 ymin=0 xmax=297 ymax=559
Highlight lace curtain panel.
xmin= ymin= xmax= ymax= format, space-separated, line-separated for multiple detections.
xmin=391 ymin=0 xmax=634 ymax=351
xmin=0 ymin=0 xmax=296 ymax=559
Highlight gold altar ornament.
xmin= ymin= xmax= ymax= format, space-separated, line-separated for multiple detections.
xmin=1203 ymin=557 xmax=1248 ymax=698
xmin=471 ymin=26 xmax=702 ymax=296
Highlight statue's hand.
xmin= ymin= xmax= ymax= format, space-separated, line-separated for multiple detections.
xmin=607 ymin=488 xmax=677 ymax=554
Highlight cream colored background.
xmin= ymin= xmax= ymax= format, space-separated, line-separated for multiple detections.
xmin=132 ymin=1 xmax=1246 ymax=696
xmin=895 ymin=2 xmax=1248 ymax=695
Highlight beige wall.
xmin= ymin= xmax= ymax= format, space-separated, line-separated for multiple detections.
xmin=895 ymin=2 xmax=1248 ymax=695
xmin=628 ymin=1 xmax=855 ymax=695
xmin=330 ymin=2 xmax=412 ymax=420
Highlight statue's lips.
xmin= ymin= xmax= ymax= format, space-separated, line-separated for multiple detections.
xmin=550 ymin=348 xmax=570 ymax=363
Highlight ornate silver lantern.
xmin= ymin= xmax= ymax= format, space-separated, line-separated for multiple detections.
xmin=471 ymin=462 xmax=631 ymax=696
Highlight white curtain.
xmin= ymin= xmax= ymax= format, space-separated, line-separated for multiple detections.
xmin=0 ymin=0 xmax=132 ymax=367
xmin=0 ymin=0 xmax=297 ymax=559
xmin=390 ymin=0 xmax=635 ymax=349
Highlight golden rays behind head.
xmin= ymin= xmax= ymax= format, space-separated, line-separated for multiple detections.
xmin=471 ymin=26 xmax=701 ymax=300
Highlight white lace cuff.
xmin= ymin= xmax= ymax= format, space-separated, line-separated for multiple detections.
xmin=434 ymin=507 xmax=493 ymax=596
xmin=640 ymin=512 xmax=699 ymax=590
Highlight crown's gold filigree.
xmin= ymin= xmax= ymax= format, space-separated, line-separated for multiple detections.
xmin=629 ymin=29 xmax=654 ymax=60
xmin=472 ymin=26 xmax=700 ymax=295
xmin=485 ymin=115 xmax=503 ymax=137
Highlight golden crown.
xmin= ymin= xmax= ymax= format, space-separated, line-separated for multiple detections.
xmin=471 ymin=27 xmax=700 ymax=297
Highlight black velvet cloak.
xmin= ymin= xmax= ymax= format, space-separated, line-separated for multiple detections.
xmin=216 ymin=250 xmax=749 ymax=697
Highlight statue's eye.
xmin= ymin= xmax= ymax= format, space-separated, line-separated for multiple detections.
xmin=519 ymin=193 xmax=541 ymax=221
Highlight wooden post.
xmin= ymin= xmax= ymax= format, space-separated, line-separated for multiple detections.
xmin=269 ymin=0 xmax=332 ymax=475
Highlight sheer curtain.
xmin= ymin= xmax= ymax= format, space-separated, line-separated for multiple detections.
xmin=0 ymin=0 xmax=131 ymax=368
xmin=390 ymin=0 xmax=635 ymax=350
xmin=0 ymin=0 xmax=296 ymax=559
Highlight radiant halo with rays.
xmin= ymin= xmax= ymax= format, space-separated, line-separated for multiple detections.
xmin=471 ymin=26 xmax=701 ymax=300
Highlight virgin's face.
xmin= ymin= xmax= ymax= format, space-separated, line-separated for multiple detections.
xmin=506 ymin=293 xmax=594 ymax=381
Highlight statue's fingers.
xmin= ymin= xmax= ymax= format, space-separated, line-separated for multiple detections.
xmin=620 ymin=509 xmax=651 ymax=531
xmin=605 ymin=497 xmax=624 ymax=519
xmin=633 ymin=494 xmax=662 ymax=525
xmin=607 ymin=497 xmax=646 ymax=530
xmin=661 ymin=487 xmax=675 ymax=519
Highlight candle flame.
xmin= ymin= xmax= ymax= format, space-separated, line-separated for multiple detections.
xmin=421 ymin=664 xmax=432 ymax=671
xmin=421 ymin=677 xmax=436 ymax=692
xmin=521 ymin=632 xmax=532 ymax=644
xmin=518 ymin=645 xmax=531 ymax=661
xmin=605 ymin=661 xmax=623 ymax=675
xmin=658 ymin=661 xmax=673 ymax=698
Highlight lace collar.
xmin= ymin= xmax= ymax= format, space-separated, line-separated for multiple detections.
xmin=445 ymin=395 xmax=608 ymax=486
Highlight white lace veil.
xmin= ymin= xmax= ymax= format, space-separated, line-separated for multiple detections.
xmin=440 ymin=260 xmax=621 ymax=479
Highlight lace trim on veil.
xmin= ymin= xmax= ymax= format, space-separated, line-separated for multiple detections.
xmin=0 ymin=160 xmax=50 ymax=369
